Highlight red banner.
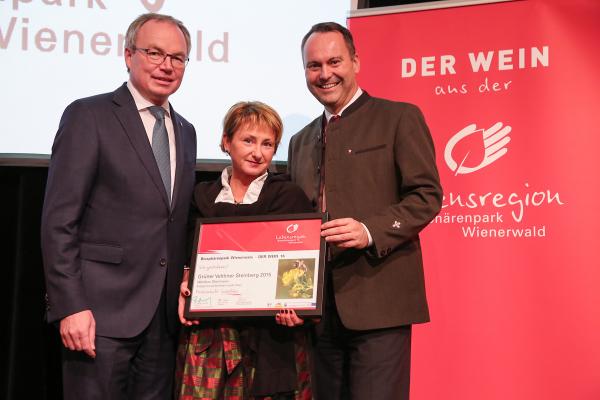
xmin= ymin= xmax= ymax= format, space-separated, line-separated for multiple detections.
xmin=349 ymin=1 xmax=600 ymax=399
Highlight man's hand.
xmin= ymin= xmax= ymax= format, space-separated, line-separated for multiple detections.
xmin=60 ymin=310 xmax=96 ymax=358
xmin=321 ymin=218 xmax=369 ymax=249
xmin=179 ymin=269 xmax=200 ymax=327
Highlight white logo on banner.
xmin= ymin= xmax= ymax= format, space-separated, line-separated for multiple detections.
xmin=445 ymin=122 xmax=512 ymax=175
xmin=434 ymin=120 xmax=566 ymax=239
xmin=286 ymin=224 xmax=299 ymax=234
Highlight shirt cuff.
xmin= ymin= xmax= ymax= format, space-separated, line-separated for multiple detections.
xmin=360 ymin=223 xmax=374 ymax=247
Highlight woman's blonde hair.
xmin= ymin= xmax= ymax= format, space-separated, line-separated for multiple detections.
xmin=221 ymin=101 xmax=283 ymax=153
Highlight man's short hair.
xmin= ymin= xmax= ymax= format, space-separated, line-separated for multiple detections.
xmin=125 ymin=13 xmax=191 ymax=55
xmin=301 ymin=22 xmax=356 ymax=58
xmin=221 ymin=101 xmax=284 ymax=153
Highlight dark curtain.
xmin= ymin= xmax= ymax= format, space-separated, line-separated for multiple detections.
xmin=1 ymin=166 xmax=62 ymax=400
xmin=1 ymin=166 xmax=219 ymax=400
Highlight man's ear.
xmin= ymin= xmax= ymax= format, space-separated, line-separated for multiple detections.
xmin=353 ymin=53 xmax=360 ymax=74
xmin=125 ymin=47 xmax=133 ymax=73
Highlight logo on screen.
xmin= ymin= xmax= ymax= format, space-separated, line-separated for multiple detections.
xmin=286 ymin=223 xmax=299 ymax=234
xmin=140 ymin=0 xmax=165 ymax=12
xmin=444 ymin=122 xmax=512 ymax=175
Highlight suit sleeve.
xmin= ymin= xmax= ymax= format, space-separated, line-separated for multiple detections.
xmin=362 ymin=104 xmax=443 ymax=258
xmin=186 ymin=184 xmax=205 ymax=266
xmin=286 ymin=135 xmax=295 ymax=177
xmin=41 ymin=100 xmax=99 ymax=322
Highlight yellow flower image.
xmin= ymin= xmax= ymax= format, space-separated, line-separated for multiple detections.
xmin=276 ymin=259 xmax=314 ymax=299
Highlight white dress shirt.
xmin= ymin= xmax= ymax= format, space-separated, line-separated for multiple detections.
xmin=214 ymin=166 xmax=268 ymax=204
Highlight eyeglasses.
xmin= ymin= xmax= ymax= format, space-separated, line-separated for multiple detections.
xmin=132 ymin=47 xmax=189 ymax=68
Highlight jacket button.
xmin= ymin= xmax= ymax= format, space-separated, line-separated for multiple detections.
xmin=160 ymin=258 xmax=167 ymax=267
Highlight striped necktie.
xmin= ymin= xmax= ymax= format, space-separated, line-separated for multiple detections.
xmin=148 ymin=106 xmax=171 ymax=204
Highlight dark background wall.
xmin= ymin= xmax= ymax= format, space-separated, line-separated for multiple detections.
xmin=358 ymin=0 xmax=443 ymax=7
xmin=1 ymin=167 xmax=60 ymax=399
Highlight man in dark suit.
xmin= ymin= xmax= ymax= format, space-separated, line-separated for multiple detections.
xmin=41 ymin=13 xmax=196 ymax=399
xmin=288 ymin=22 xmax=443 ymax=399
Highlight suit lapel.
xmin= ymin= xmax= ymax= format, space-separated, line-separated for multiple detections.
xmin=111 ymin=84 xmax=171 ymax=209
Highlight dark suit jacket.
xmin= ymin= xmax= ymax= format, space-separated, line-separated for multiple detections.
xmin=41 ymin=83 xmax=197 ymax=337
xmin=288 ymin=92 xmax=442 ymax=330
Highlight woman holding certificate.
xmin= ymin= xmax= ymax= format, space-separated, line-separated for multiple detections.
xmin=176 ymin=102 xmax=312 ymax=399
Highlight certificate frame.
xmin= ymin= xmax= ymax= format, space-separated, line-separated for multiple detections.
xmin=184 ymin=212 xmax=327 ymax=319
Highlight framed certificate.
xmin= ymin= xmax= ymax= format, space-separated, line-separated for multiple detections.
xmin=184 ymin=213 xmax=326 ymax=319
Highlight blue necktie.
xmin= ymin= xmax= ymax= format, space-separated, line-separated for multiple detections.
xmin=148 ymin=106 xmax=171 ymax=204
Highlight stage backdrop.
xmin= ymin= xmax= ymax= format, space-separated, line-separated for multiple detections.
xmin=349 ymin=1 xmax=600 ymax=399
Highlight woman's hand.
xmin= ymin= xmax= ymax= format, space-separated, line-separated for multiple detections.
xmin=179 ymin=269 xmax=200 ymax=326
xmin=275 ymin=309 xmax=304 ymax=327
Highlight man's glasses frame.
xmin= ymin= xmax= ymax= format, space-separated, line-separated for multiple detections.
xmin=132 ymin=46 xmax=189 ymax=68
